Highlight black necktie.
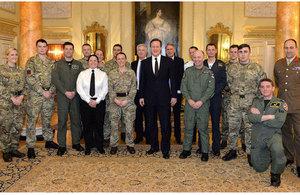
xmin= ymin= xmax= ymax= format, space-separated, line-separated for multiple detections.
xmin=90 ymin=70 xmax=95 ymax=97
xmin=155 ymin=58 xmax=158 ymax=76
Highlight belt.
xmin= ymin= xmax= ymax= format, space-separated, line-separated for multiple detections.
xmin=42 ymin=87 xmax=50 ymax=91
xmin=116 ymin=92 xmax=128 ymax=97
xmin=12 ymin=91 xmax=22 ymax=96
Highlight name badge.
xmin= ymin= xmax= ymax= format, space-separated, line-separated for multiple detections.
xmin=270 ymin=102 xmax=281 ymax=107
xmin=72 ymin=64 xmax=79 ymax=70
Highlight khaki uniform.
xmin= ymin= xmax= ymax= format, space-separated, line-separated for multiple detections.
xmin=249 ymin=96 xmax=287 ymax=174
xmin=227 ymin=61 xmax=266 ymax=154
xmin=108 ymin=67 xmax=136 ymax=147
xmin=0 ymin=63 xmax=27 ymax=152
xmin=25 ymin=54 xmax=56 ymax=148
xmin=274 ymin=56 xmax=300 ymax=166
xmin=181 ymin=66 xmax=215 ymax=153
xmin=78 ymin=57 xmax=89 ymax=70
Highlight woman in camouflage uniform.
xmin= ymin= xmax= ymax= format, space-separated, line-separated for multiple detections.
xmin=0 ymin=48 xmax=27 ymax=162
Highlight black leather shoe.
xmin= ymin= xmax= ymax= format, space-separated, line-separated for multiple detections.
xmin=242 ymin=144 xmax=246 ymax=152
xmin=27 ymin=148 xmax=36 ymax=159
xmin=72 ymin=144 xmax=84 ymax=151
xmin=127 ymin=146 xmax=136 ymax=154
xmin=220 ymin=140 xmax=227 ymax=149
xmin=196 ymin=148 xmax=202 ymax=154
xmin=57 ymin=147 xmax=66 ymax=156
xmin=247 ymin=154 xmax=253 ymax=167
xmin=163 ymin=153 xmax=170 ymax=159
xmin=85 ymin=148 xmax=91 ymax=155
xmin=45 ymin=141 xmax=59 ymax=149
xmin=110 ymin=147 xmax=118 ymax=155
xmin=3 ymin=152 xmax=12 ymax=162
xmin=286 ymin=159 xmax=294 ymax=166
xmin=134 ymin=138 xmax=143 ymax=144
xmin=212 ymin=150 xmax=220 ymax=156
xmin=146 ymin=148 xmax=159 ymax=155
xmin=297 ymin=167 xmax=300 ymax=178
xmin=11 ymin=150 xmax=25 ymax=158
xmin=222 ymin=150 xmax=237 ymax=161
xmin=176 ymin=138 xmax=182 ymax=145
xmin=201 ymin=153 xmax=208 ymax=162
xmin=179 ymin=150 xmax=191 ymax=159
xmin=271 ymin=172 xmax=281 ymax=187
xmin=97 ymin=148 xmax=105 ymax=154
xmin=103 ymin=139 xmax=110 ymax=148
xmin=121 ymin=133 xmax=125 ymax=142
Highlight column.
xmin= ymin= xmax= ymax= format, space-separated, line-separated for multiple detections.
xmin=19 ymin=2 xmax=42 ymax=69
xmin=275 ymin=2 xmax=299 ymax=61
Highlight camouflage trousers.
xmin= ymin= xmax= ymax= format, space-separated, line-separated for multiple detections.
xmin=26 ymin=94 xmax=55 ymax=148
xmin=109 ymin=101 xmax=136 ymax=147
xmin=0 ymin=101 xmax=25 ymax=152
xmin=221 ymin=93 xmax=245 ymax=143
xmin=227 ymin=94 xmax=254 ymax=154
xmin=104 ymin=95 xmax=126 ymax=140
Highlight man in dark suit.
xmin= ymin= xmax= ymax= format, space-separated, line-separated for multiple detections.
xmin=131 ymin=44 xmax=149 ymax=144
xmin=203 ymin=43 xmax=226 ymax=156
xmin=139 ymin=38 xmax=177 ymax=159
xmin=165 ymin=43 xmax=184 ymax=144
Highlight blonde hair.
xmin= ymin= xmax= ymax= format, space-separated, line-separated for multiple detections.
xmin=5 ymin=47 xmax=17 ymax=56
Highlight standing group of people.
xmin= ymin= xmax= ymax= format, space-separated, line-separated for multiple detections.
xmin=0 ymin=37 xmax=299 ymax=187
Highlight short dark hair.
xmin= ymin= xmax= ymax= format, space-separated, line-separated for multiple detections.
xmin=36 ymin=39 xmax=47 ymax=46
xmin=116 ymin=52 xmax=127 ymax=59
xmin=189 ymin=46 xmax=198 ymax=50
xmin=238 ymin=44 xmax=251 ymax=52
xmin=82 ymin=43 xmax=91 ymax=48
xmin=87 ymin=54 xmax=99 ymax=62
xmin=113 ymin=44 xmax=122 ymax=51
xmin=284 ymin=39 xmax=298 ymax=48
xmin=229 ymin=44 xmax=239 ymax=50
xmin=150 ymin=38 xmax=162 ymax=47
xmin=206 ymin=43 xmax=217 ymax=50
xmin=259 ymin=78 xmax=274 ymax=87
xmin=63 ymin=42 xmax=74 ymax=49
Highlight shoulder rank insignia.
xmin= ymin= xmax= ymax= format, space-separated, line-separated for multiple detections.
xmin=270 ymin=102 xmax=281 ymax=107
xmin=26 ymin=68 xmax=31 ymax=75
xmin=283 ymin=103 xmax=288 ymax=111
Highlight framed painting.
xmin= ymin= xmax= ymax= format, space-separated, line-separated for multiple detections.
xmin=133 ymin=2 xmax=182 ymax=59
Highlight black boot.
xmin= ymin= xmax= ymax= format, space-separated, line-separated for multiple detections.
xmin=222 ymin=150 xmax=237 ymax=161
xmin=247 ymin=154 xmax=253 ymax=167
xmin=179 ymin=150 xmax=191 ymax=159
xmin=3 ymin=152 xmax=12 ymax=162
xmin=27 ymin=148 xmax=36 ymax=159
xmin=242 ymin=144 xmax=246 ymax=152
xmin=297 ymin=167 xmax=300 ymax=178
xmin=11 ymin=150 xmax=25 ymax=158
xmin=201 ymin=153 xmax=208 ymax=162
xmin=220 ymin=140 xmax=227 ymax=149
xmin=45 ymin=141 xmax=59 ymax=149
xmin=270 ymin=172 xmax=281 ymax=187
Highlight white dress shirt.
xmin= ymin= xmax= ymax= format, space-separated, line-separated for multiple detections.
xmin=76 ymin=68 xmax=108 ymax=104
xmin=151 ymin=55 xmax=161 ymax=74
xmin=287 ymin=55 xmax=296 ymax=65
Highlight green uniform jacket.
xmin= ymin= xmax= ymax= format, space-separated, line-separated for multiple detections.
xmin=51 ymin=58 xmax=83 ymax=95
xmin=248 ymin=96 xmax=288 ymax=137
xmin=181 ymin=66 xmax=215 ymax=104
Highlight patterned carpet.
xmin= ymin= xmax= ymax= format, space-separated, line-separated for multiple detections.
xmin=0 ymin=144 xmax=299 ymax=192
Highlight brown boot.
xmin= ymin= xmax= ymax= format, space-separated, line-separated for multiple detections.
xmin=3 ymin=152 xmax=12 ymax=162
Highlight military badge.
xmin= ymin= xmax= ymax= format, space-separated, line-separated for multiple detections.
xmin=72 ymin=64 xmax=79 ymax=70
xmin=270 ymin=102 xmax=281 ymax=107
xmin=218 ymin=63 xmax=223 ymax=67
xmin=292 ymin=67 xmax=300 ymax=70
xmin=283 ymin=103 xmax=288 ymax=111
xmin=26 ymin=68 xmax=31 ymax=75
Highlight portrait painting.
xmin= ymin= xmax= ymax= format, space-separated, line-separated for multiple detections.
xmin=134 ymin=2 xmax=181 ymax=57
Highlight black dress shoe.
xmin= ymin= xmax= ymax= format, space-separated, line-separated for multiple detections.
xmin=247 ymin=154 xmax=253 ymax=167
xmin=270 ymin=172 xmax=281 ymax=187
xmin=11 ymin=150 xmax=25 ymax=158
xmin=45 ymin=141 xmax=59 ymax=149
xmin=146 ymin=148 xmax=159 ymax=155
xmin=27 ymin=148 xmax=36 ymax=159
xmin=110 ymin=147 xmax=118 ymax=155
xmin=297 ymin=166 xmax=300 ymax=178
xmin=97 ymin=148 xmax=105 ymax=154
xmin=212 ymin=150 xmax=220 ymax=156
xmin=3 ymin=152 xmax=12 ymax=162
xmin=57 ymin=147 xmax=66 ymax=156
xmin=85 ymin=149 xmax=91 ymax=155
xmin=201 ymin=153 xmax=208 ymax=162
xmin=179 ymin=150 xmax=191 ymax=159
xmin=121 ymin=133 xmax=125 ymax=142
xmin=286 ymin=159 xmax=294 ymax=166
xmin=134 ymin=138 xmax=143 ymax=144
xmin=242 ymin=144 xmax=246 ymax=152
xmin=127 ymin=146 xmax=136 ymax=154
xmin=222 ymin=150 xmax=237 ymax=161
xmin=176 ymin=138 xmax=182 ymax=144
xmin=196 ymin=148 xmax=202 ymax=154
xmin=220 ymin=140 xmax=227 ymax=149
xmin=72 ymin=144 xmax=84 ymax=151
xmin=163 ymin=153 xmax=170 ymax=159
xmin=103 ymin=139 xmax=110 ymax=148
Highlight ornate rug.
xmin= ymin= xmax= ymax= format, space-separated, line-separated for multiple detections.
xmin=1 ymin=144 xmax=299 ymax=192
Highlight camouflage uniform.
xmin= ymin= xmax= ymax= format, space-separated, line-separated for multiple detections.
xmin=104 ymin=59 xmax=131 ymax=139
xmin=25 ymin=55 xmax=56 ymax=148
xmin=0 ymin=63 xmax=27 ymax=153
xmin=181 ymin=66 xmax=215 ymax=153
xmin=78 ymin=57 xmax=89 ymax=70
xmin=108 ymin=67 xmax=136 ymax=147
xmin=226 ymin=61 xmax=266 ymax=154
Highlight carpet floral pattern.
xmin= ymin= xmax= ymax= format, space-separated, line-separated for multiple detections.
xmin=0 ymin=145 xmax=299 ymax=192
